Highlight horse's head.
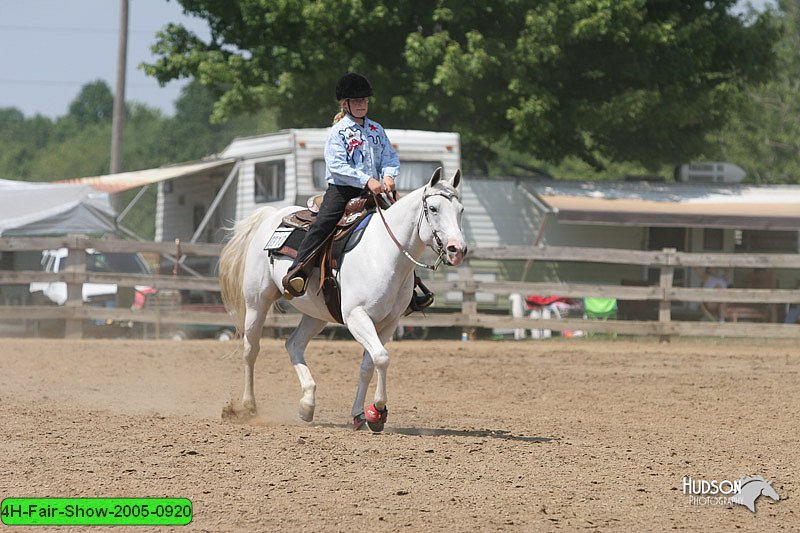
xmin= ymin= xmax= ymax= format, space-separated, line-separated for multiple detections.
xmin=760 ymin=481 xmax=780 ymax=502
xmin=732 ymin=476 xmax=781 ymax=512
xmin=420 ymin=167 xmax=468 ymax=266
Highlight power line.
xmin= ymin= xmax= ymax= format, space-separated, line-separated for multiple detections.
xmin=0 ymin=79 xmax=167 ymax=89
xmin=0 ymin=24 xmax=166 ymax=35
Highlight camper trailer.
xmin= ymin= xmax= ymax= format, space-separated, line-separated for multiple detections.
xmin=154 ymin=128 xmax=461 ymax=249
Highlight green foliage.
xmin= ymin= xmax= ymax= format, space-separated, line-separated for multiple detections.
xmin=26 ymin=122 xmax=112 ymax=181
xmin=143 ymin=0 xmax=778 ymax=172
xmin=68 ymin=80 xmax=115 ymax=126
xmin=164 ymin=81 xmax=277 ymax=162
xmin=489 ymin=138 xmax=670 ymax=181
xmin=706 ymin=1 xmax=800 ymax=183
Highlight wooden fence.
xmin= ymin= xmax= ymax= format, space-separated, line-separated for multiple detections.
xmin=1 ymin=236 xmax=799 ymax=339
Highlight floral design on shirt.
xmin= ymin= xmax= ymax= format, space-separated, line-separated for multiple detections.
xmin=340 ymin=127 xmax=365 ymax=164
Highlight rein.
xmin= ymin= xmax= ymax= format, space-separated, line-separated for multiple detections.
xmin=372 ymin=189 xmax=451 ymax=271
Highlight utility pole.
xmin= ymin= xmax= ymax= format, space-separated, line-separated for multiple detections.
xmin=110 ymin=0 xmax=129 ymax=209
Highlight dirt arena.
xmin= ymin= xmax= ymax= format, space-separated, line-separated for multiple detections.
xmin=0 ymin=336 xmax=797 ymax=531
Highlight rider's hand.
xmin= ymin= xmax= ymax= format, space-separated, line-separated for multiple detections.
xmin=382 ymin=176 xmax=396 ymax=193
xmin=367 ymin=177 xmax=384 ymax=195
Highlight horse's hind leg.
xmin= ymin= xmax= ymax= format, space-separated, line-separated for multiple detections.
xmin=285 ymin=314 xmax=328 ymax=422
xmin=241 ymin=296 xmax=275 ymax=413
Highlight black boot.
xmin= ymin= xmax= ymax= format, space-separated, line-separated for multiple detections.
xmin=405 ymin=290 xmax=434 ymax=316
xmin=404 ymin=273 xmax=434 ymax=315
xmin=282 ymin=264 xmax=308 ymax=299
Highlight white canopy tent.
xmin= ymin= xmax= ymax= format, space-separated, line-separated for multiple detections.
xmin=57 ymin=158 xmax=238 ymax=246
xmin=0 ymin=179 xmax=116 ymax=236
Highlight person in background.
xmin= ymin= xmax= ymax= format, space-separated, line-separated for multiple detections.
xmin=742 ymin=268 xmax=779 ymax=322
xmin=694 ymin=266 xmax=729 ymax=322
xmin=784 ymin=280 xmax=800 ymax=324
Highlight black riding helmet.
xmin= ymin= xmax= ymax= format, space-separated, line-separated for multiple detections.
xmin=335 ymin=72 xmax=374 ymax=101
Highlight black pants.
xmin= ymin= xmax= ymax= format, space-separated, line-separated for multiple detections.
xmin=291 ymin=183 xmax=366 ymax=269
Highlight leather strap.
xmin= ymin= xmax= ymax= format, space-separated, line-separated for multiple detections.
xmin=373 ymin=192 xmax=443 ymax=271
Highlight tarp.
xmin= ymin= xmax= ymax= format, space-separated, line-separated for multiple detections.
xmin=0 ymin=179 xmax=116 ymax=236
xmin=56 ymin=158 xmax=236 ymax=193
xmin=523 ymin=180 xmax=800 ymax=231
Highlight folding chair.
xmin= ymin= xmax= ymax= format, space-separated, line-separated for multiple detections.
xmin=583 ymin=297 xmax=618 ymax=320
xmin=583 ymin=297 xmax=618 ymax=337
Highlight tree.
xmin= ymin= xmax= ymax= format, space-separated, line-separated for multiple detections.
xmin=708 ymin=1 xmax=800 ymax=183
xmin=143 ymin=0 xmax=778 ymax=173
xmin=164 ymin=80 xmax=277 ymax=162
xmin=67 ymin=80 xmax=115 ymax=126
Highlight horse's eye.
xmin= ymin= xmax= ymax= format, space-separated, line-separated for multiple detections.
xmin=429 ymin=206 xmax=438 ymax=213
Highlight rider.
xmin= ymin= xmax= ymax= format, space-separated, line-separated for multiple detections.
xmin=282 ymin=72 xmax=398 ymax=297
xmin=282 ymin=72 xmax=434 ymax=312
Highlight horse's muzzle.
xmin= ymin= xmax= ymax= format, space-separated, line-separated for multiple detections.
xmin=446 ymin=241 xmax=466 ymax=266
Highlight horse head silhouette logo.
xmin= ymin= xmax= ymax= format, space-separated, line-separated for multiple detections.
xmin=729 ymin=476 xmax=780 ymax=513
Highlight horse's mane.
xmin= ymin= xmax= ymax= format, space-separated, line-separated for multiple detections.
xmin=739 ymin=476 xmax=767 ymax=487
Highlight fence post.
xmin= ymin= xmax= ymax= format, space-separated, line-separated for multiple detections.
xmin=64 ymin=234 xmax=86 ymax=339
xmin=658 ymin=247 xmax=676 ymax=343
xmin=459 ymin=260 xmax=476 ymax=340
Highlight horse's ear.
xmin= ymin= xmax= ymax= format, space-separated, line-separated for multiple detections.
xmin=450 ymin=169 xmax=461 ymax=189
xmin=428 ymin=167 xmax=443 ymax=187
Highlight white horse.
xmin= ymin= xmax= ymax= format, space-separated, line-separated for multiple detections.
xmin=219 ymin=168 xmax=467 ymax=431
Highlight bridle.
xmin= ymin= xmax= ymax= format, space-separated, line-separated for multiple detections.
xmin=373 ymin=187 xmax=459 ymax=271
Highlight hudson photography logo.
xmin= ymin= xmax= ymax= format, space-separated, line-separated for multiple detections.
xmin=682 ymin=475 xmax=780 ymax=512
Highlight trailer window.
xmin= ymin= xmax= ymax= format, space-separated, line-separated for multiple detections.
xmin=398 ymin=161 xmax=444 ymax=190
xmin=312 ymin=159 xmax=327 ymax=189
xmin=735 ymin=229 xmax=797 ymax=253
xmin=254 ymin=160 xmax=285 ymax=203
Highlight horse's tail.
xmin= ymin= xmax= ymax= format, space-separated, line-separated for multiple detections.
xmin=219 ymin=207 xmax=274 ymax=333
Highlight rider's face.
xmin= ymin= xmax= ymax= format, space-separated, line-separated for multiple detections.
xmin=347 ymin=97 xmax=369 ymax=118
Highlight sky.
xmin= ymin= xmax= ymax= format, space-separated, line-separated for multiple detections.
xmin=0 ymin=0 xmax=777 ymax=121
xmin=0 ymin=0 xmax=209 ymax=119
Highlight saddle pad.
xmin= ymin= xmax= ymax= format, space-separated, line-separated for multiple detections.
xmin=342 ymin=212 xmax=372 ymax=255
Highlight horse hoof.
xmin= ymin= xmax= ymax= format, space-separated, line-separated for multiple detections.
xmin=242 ymin=399 xmax=257 ymax=414
xmin=365 ymin=404 xmax=387 ymax=433
xmin=353 ymin=413 xmax=366 ymax=430
xmin=299 ymin=402 xmax=315 ymax=422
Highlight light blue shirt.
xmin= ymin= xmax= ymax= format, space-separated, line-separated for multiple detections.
xmin=324 ymin=114 xmax=400 ymax=188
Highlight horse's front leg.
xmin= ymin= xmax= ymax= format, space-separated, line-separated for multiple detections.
xmin=285 ymin=314 xmax=328 ymax=422
xmin=351 ymin=322 xmax=398 ymax=428
xmin=347 ymin=308 xmax=395 ymax=431
xmin=351 ymin=349 xmax=373 ymax=428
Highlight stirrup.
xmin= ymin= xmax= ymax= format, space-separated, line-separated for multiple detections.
xmin=282 ymin=273 xmax=308 ymax=299
xmin=405 ymin=292 xmax=434 ymax=316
